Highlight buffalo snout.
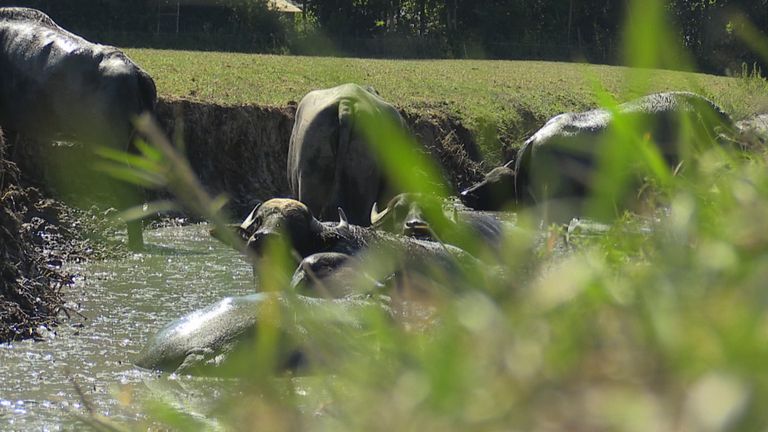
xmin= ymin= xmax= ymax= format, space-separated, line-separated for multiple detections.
xmin=404 ymin=216 xmax=431 ymax=237
xmin=246 ymin=230 xmax=283 ymax=253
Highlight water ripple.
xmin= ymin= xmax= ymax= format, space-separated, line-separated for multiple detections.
xmin=0 ymin=224 xmax=255 ymax=429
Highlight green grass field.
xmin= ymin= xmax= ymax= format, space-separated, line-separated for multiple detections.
xmin=126 ymin=48 xmax=768 ymax=160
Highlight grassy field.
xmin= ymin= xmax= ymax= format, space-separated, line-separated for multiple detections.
xmin=126 ymin=48 xmax=768 ymax=160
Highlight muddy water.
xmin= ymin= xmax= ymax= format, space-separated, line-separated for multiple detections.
xmin=0 ymin=224 xmax=256 ymax=430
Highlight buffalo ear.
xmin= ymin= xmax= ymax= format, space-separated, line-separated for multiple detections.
xmin=240 ymin=201 xmax=263 ymax=230
xmin=370 ymin=202 xmax=391 ymax=226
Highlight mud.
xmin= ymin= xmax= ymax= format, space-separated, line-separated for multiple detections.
xmin=0 ymin=129 xmax=77 ymax=342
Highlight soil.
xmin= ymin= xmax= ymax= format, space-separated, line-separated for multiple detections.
xmin=0 ymin=130 xmax=78 ymax=341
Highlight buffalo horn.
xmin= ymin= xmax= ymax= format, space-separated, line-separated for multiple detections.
xmin=370 ymin=202 xmax=390 ymax=226
xmin=240 ymin=201 xmax=263 ymax=230
xmin=337 ymin=207 xmax=349 ymax=229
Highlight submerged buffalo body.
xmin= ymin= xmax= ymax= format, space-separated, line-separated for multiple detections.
xmin=288 ymin=84 xmax=409 ymax=226
xmin=0 ymin=8 xmax=157 ymax=249
xmin=135 ymin=292 xmax=382 ymax=374
xmin=289 ymin=252 xmax=379 ymax=298
xmin=239 ymin=198 xmax=475 ymax=264
xmin=460 ymin=92 xmax=733 ymax=212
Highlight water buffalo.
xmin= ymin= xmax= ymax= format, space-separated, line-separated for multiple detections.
xmin=135 ymin=292 xmax=385 ymax=375
xmin=370 ymin=193 xmax=506 ymax=257
xmin=0 ymin=7 xmax=157 ymax=249
xmin=230 ymin=198 xmax=484 ymax=292
xmin=460 ymin=92 xmax=734 ymax=213
xmin=241 ymin=198 xmax=473 ymax=257
xmin=288 ymin=84 xmax=409 ymax=226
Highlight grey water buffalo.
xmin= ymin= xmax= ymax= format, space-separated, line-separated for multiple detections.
xmin=135 ymin=292 xmax=385 ymax=374
xmin=370 ymin=193 xmax=506 ymax=257
xmin=460 ymin=92 xmax=734 ymax=213
xmin=288 ymin=83 xmax=410 ymax=226
xmin=0 ymin=7 xmax=157 ymax=249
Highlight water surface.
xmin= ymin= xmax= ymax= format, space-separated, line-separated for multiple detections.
xmin=0 ymin=224 xmax=255 ymax=430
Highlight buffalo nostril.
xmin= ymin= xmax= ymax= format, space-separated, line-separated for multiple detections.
xmin=406 ymin=219 xmax=423 ymax=228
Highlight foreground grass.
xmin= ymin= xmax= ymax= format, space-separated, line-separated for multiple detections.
xmin=100 ymin=19 xmax=768 ymax=430
xmin=126 ymin=49 xmax=768 ymax=161
xmin=108 ymin=120 xmax=768 ymax=431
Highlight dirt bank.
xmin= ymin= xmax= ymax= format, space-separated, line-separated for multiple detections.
xmin=155 ymin=98 xmax=485 ymax=217
xmin=0 ymin=129 xmax=77 ymax=341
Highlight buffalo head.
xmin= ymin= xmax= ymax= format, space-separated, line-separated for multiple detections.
xmin=239 ymin=198 xmax=332 ymax=258
xmin=370 ymin=193 xmax=450 ymax=239
xmin=459 ymin=163 xmax=517 ymax=211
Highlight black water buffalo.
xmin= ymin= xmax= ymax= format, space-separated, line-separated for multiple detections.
xmin=460 ymin=92 xmax=733 ymax=213
xmin=370 ymin=193 xmax=506 ymax=257
xmin=0 ymin=7 xmax=157 ymax=249
xmin=288 ymin=83 xmax=409 ymax=226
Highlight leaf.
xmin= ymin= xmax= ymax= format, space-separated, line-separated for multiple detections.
xmin=113 ymin=200 xmax=179 ymax=222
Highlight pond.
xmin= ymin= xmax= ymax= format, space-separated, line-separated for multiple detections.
xmin=0 ymin=224 xmax=256 ymax=430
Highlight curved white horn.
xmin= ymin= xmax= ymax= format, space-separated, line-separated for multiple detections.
xmin=240 ymin=201 xmax=262 ymax=230
xmin=337 ymin=207 xmax=349 ymax=229
xmin=370 ymin=202 xmax=390 ymax=225
xmin=370 ymin=203 xmax=379 ymax=224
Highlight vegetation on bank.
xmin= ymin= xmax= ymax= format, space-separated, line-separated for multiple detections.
xmin=126 ymin=48 xmax=768 ymax=162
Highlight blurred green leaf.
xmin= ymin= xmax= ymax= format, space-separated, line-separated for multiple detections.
xmin=114 ymin=200 xmax=178 ymax=223
xmin=94 ymin=161 xmax=166 ymax=188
